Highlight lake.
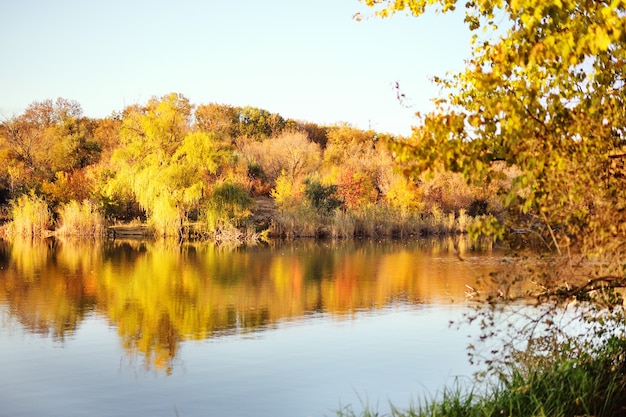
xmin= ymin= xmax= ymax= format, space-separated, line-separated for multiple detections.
xmin=0 ymin=236 xmax=501 ymax=417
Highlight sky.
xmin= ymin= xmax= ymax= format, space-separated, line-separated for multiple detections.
xmin=0 ymin=0 xmax=473 ymax=136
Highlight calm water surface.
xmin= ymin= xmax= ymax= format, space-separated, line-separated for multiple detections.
xmin=0 ymin=237 xmax=501 ymax=417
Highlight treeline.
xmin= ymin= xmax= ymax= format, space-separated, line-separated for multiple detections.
xmin=0 ymin=93 xmax=503 ymax=241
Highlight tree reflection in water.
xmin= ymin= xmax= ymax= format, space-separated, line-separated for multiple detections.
xmin=0 ymin=236 xmax=499 ymax=374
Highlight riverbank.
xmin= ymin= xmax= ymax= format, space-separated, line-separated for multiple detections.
xmin=337 ymin=318 xmax=626 ymax=417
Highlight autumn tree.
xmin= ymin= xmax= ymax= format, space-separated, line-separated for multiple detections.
xmin=0 ymin=98 xmax=100 ymax=199
xmin=336 ymin=166 xmax=377 ymax=210
xmin=241 ymin=130 xmax=322 ymax=185
xmin=295 ymin=121 xmax=329 ymax=148
xmin=92 ymin=116 xmax=122 ymax=161
xmin=41 ymin=170 xmax=95 ymax=208
xmin=108 ymin=93 xmax=232 ymax=236
xmin=323 ymin=125 xmax=378 ymax=167
xmin=361 ymin=0 xmax=626 ymax=391
xmin=1 ymin=98 xmax=94 ymax=170
xmin=236 ymin=106 xmax=286 ymax=139
xmin=194 ymin=103 xmax=291 ymax=141
xmin=365 ymin=0 xmax=626 ymax=250
xmin=194 ymin=103 xmax=240 ymax=139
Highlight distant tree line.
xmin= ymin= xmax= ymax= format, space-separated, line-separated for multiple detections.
xmin=0 ymin=93 xmax=497 ymax=240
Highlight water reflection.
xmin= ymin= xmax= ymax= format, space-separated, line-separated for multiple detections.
xmin=0 ymin=236 xmax=499 ymax=374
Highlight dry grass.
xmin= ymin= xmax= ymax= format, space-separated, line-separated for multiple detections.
xmin=55 ymin=200 xmax=106 ymax=237
xmin=3 ymin=193 xmax=52 ymax=238
xmin=269 ymin=206 xmax=319 ymax=238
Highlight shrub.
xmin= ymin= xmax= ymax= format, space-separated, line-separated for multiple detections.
xmin=303 ymin=178 xmax=342 ymax=214
xmin=337 ymin=167 xmax=377 ymax=210
xmin=421 ymin=170 xmax=478 ymax=214
xmin=271 ymin=171 xmax=304 ymax=211
xmin=241 ymin=130 xmax=322 ymax=185
xmin=383 ymin=173 xmax=423 ymax=215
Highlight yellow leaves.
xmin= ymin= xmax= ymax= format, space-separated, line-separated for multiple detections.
xmin=120 ymin=93 xmax=192 ymax=155
xmin=360 ymin=0 xmax=459 ymax=19
xmin=593 ymin=26 xmax=612 ymax=52
xmin=519 ymin=9 xmax=535 ymax=29
xmin=271 ymin=170 xmax=303 ymax=211
xmin=360 ymin=0 xmax=626 ymax=253
xmin=174 ymin=131 xmax=225 ymax=175
xmin=468 ymin=114 xmax=482 ymax=128
xmin=384 ymin=174 xmax=423 ymax=214
xmin=111 ymin=94 xmax=242 ymax=236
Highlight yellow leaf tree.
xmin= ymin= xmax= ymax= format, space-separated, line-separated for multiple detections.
xmin=362 ymin=0 xmax=626 ymax=387
xmin=108 ymin=93 xmax=232 ymax=237
xmin=364 ymin=0 xmax=626 ymax=255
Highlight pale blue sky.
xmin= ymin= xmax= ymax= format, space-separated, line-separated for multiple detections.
xmin=0 ymin=0 xmax=472 ymax=136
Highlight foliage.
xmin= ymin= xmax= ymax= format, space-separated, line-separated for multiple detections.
xmin=323 ymin=125 xmax=379 ymax=167
xmin=194 ymin=103 xmax=240 ymax=139
xmin=41 ymin=170 xmax=94 ymax=209
xmin=0 ymin=93 xmax=484 ymax=242
xmin=353 ymin=0 xmax=626 ymax=414
xmin=361 ymin=0 xmax=626 ymax=331
xmin=239 ymin=130 xmax=322 ymax=185
xmin=383 ymin=173 xmax=423 ymax=215
xmin=271 ymin=170 xmax=304 ymax=211
xmin=92 ymin=116 xmax=122 ymax=161
xmin=365 ymin=0 xmax=626 ymax=253
xmin=303 ymin=177 xmax=342 ymax=214
xmin=337 ymin=167 xmax=377 ymax=210
xmin=236 ymin=106 xmax=286 ymax=140
xmin=324 ymin=127 xmax=394 ymax=189
xmin=204 ymin=181 xmax=254 ymax=232
xmin=0 ymin=98 xmax=100 ymax=183
xmin=296 ymin=121 xmax=329 ymax=148
xmin=108 ymin=93 xmax=232 ymax=236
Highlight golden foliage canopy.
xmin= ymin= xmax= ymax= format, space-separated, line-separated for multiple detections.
xmin=109 ymin=93 xmax=232 ymax=236
xmin=364 ymin=0 xmax=626 ymax=257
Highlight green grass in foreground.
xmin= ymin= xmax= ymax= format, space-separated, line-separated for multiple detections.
xmin=336 ymin=336 xmax=626 ymax=417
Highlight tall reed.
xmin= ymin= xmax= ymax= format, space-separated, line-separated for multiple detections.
xmin=266 ymin=201 xmax=477 ymax=239
xmin=56 ymin=200 xmax=106 ymax=237
xmin=3 ymin=193 xmax=52 ymax=238
xmin=269 ymin=206 xmax=319 ymax=238
xmin=330 ymin=211 xmax=356 ymax=238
